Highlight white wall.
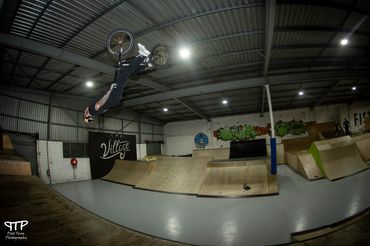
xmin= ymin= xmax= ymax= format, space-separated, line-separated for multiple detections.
xmin=136 ymin=144 xmax=147 ymax=160
xmin=348 ymin=101 xmax=370 ymax=132
xmin=37 ymin=140 xmax=91 ymax=184
xmin=162 ymin=102 xmax=370 ymax=156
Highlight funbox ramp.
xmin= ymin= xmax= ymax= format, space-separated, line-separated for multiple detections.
xmin=286 ymin=150 xmax=323 ymax=180
xmin=309 ymin=136 xmax=368 ymax=181
xmin=351 ymin=133 xmax=370 ymax=161
xmin=283 ymin=137 xmax=322 ymax=180
xmin=198 ymin=159 xmax=278 ymax=197
xmin=102 ymin=160 xmax=155 ymax=186
xmin=135 ymin=157 xmax=212 ymax=195
xmin=0 ymin=134 xmax=32 ymax=176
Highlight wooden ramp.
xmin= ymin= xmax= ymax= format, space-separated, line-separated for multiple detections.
xmin=351 ymin=133 xmax=370 ymax=161
xmin=102 ymin=160 xmax=155 ymax=186
xmin=0 ymin=134 xmax=32 ymax=176
xmin=310 ymin=136 xmax=368 ymax=181
xmin=283 ymin=137 xmax=322 ymax=180
xmin=198 ymin=160 xmax=278 ymax=197
xmin=297 ymin=151 xmax=323 ymax=180
xmin=266 ymin=143 xmax=285 ymax=164
xmin=1 ymin=134 xmax=14 ymax=149
xmin=286 ymin=150 xmax=323 ymax=180
xmin=192 ymin=148 xmax=229 ymax=160
xmin=135 ymin=157 xmax=212 ymax=194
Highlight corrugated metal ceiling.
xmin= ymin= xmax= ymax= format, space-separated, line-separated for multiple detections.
xmin=0 ymin=0 xmax=369 ymax=123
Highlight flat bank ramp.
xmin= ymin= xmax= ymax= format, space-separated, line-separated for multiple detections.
xmin=310 ymin=136 xmax=368 ymax=181
xmin=351 ymin=133 xmax=370 ymax=161
xmin=198 ymin=160 xmax=278 ymax=197
xmin=102 ymin=160 xmax=155 ymax=186
xmin=135 ymin=157 xmax=212 ymax=194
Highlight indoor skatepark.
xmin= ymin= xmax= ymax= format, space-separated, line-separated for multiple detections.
xmin=1 ymin=0 xmax=370 ymax=245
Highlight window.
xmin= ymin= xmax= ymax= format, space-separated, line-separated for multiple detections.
xmin=63 ymin=142 xmax=88 ymax=158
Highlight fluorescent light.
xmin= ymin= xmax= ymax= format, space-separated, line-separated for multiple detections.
xmin=298 ymin=90 xmax=304 ymax=96
xmin=86 ymin=81 xmax=93 ymax=87
xmin=352 ymin=86 xmax=357 ymax=91
xmin=340 ymin=38 xmax=348 ymax=46
xmin=163 ymin=107 xmax=168 ymax=112
xmin=222 ymin=99 xmax=228 ymax=105
xmin=179 ymin=47 xmax=191 ymax=59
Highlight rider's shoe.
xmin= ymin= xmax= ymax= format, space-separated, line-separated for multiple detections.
xmin=138 ymin=43 xmax=151 ymax=57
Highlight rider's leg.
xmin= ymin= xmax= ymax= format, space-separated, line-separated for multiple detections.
xmin=89 ymin=55 xmax=145 ymax=115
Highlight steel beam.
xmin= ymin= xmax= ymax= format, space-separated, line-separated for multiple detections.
xmin=123 ymin=70 xmax=370 ymax=107
xmin=311 ymin=80 xmax=342 ymax=109
xmin=263 ymin=0 xmax=276 ymax=76
xmin=175 ymin=98 xmax=208 ymax=120
xmin=0 ymin=32 xmax=115 ymax=75
xmin=278 ymin=0 xmax=367 ymax=15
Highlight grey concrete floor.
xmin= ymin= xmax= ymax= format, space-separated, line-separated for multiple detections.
xmin=52 ymin=165 xmax=370 ymax=246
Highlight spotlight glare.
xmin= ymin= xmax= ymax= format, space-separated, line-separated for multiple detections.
xmin=163 ymin=107 xmax=168 ymax=112
xmin=86 ymin=81 xmax=93 ymax=87
xmin=340 ymin=38 xmax=348 ymax=46
xmin=352 ymin=86 xmax=357 ymax=91
xmin=298 ymin=90 xmax=304 ymax=96
xmin=222 ymin=99 xmax=228 ymax=105
xmin=179 ymin=47 xmax=191 ymax=59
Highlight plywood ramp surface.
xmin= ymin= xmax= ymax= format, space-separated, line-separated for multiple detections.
xmin=135 ymin=157 xmax=212 ymax=194
xmin=266 ymin=143 xmax=285 ymax=164
xmin=317 ymin=143 xmax=368 ymax=180
xmin=297 ymin=151 xmax=323 ymax=180
xmin=192 ymin=148 xmax=229 ymax=160
xmin=0 ymin=160 xmax=32 ymax=176
xmin=314 ymin=136 xmax=352 ymax=151
xmin=286 ymin=150 xmax=301 ymax=170
xmin=2 ymin=134 xmax=14 ymax=150
xmin=0 ymin=149 xmax=32 ymax=176
xmin=351 ymin=133 xmax=370 ymax=161
xmin=102 ymin=160 xmax=155 ymax=186
xmin=282 ymin=137 xmax=317 ymax=162
xmin=198 ymin=160 xmax=278 ymax=197
xmin=286 ymin=150 xmax=323 ymax=180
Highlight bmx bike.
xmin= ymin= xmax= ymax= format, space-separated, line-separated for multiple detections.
xmin=106 ymin=28 xmax=171 ymax=69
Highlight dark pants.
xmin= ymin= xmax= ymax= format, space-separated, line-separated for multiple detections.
xmin=89 ymin=56 xmax=145 ymax=116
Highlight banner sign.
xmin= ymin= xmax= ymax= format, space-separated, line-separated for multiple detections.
xmin=89 ymin=132 xmax=137 ymax=179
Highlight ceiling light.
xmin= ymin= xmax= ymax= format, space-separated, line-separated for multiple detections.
xmin=340 ymin=38 xmax=348 ymax=46
xmin=352 ymin=86 xmax=357 ymax=91
xmin=179 ymin=47 xmax=191 ymax=59
xmin=298 ymin=90 xmax=304 ymax=96
xmin=163 ymin=107 xmax=168 ymax=112
xmin=86 ymin=81 xmax=93 ymax=88
xmin=222 ymin=99 xmax=228 ymax=105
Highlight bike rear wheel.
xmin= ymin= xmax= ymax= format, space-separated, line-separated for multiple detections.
xmin=150 ymin=43 xmax=171 ymax=67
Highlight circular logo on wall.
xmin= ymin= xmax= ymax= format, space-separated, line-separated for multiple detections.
xmin=194 ymin=132 xmax=209 ymax=149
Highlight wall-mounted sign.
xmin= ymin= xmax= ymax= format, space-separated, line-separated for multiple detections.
xmin=89 ymin=132 xmax=136 ymax=179
xmin=194 ymin=132 xmax=208 ymax=149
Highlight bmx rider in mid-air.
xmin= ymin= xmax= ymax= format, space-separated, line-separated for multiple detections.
xmin=83 ymin=43 xmax=151 ymax=124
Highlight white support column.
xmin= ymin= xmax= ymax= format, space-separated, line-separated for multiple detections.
xmin=265 ymin=84 xmax=277 ymax=174
xmin=265 ymin=84 xmax=275 ymax=137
